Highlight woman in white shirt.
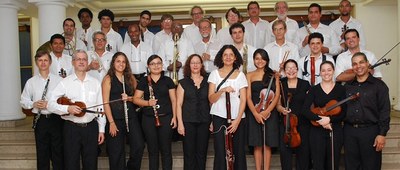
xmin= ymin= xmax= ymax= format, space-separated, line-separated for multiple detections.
xmin=208 ymin=44 xmax=248 ymax=169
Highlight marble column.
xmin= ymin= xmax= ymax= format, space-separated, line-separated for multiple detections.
xmin=0 ymin=0 xmax=27 ymax=121
xmin=394 ymin=0 xmax=400 ymax=113
xmin=29 ymin=0 xmax=71 ymax=44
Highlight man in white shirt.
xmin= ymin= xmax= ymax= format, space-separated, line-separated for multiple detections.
xmin=77 ymin=8 xmax=95 ymax=51
xmin=217 ymin=7 xmax=241 ymax=45
xmin=121 ymin=24 xmax=153 ymax=80
xmin=158 ymin=21 xmax=194 ymax=82
xmin=294 ymin=3 xmax=342 ymax=58
xmin=329 ymin=0 xmax=366 ymax=50
xmin=152 ymin=14 xmax=174 ymax=53
xmin=297 ymin=32 xmax=335 ymax=86
xmin=48 ymin=50 xmax=105 ymax=170
xmin=271 ymin=1 xmax=299 ymax=43
xmin=264 ymin=20 xmax=300 ymax=73
xmin=124 ymin=10 xmax=155 ymax=47
xmin=20 ymin=51 xmax=64 ymax=170
xmin=98 ymin=9 xmax=123 ymax=54
xmin=182 ymin=6 xmax=216 ymax=46
xmin=62 ymin=18 xmax=86 ymax=56
xmin=335 ymin=29 xmax=381 ymax=82
xmin=48 ymin=34 xmax=73 ymax=78
xmin=230 ymin=23 xmax=257 ymax=74
xmin=87 ymin=31 xmax=114 ymax=81
xmin=242 ymin=1 xmax=272 ymax=48
xmin=194 ymin=19 xmax=221 ymax=73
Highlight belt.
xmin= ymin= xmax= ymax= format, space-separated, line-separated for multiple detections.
xmin=346 ymin=123 xmax=375 ymax=128
xmin=37 ymin=114 xmax=56 ymax=119
xmin=67 ymin=120 xmax=94 ymax=127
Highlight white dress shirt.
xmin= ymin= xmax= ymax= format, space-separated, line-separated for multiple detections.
xmin=100 ymin=28 xmax=123 ymax=54
xmin=297 ymin=53 xmax=335 ymax=85
xmin=235 ymin=44 xmax=257 ymax=73
xmin=157 ymin=37 xmax=195 ymax=79
xmin=120 ymin=41 xmax=153 ymax=74
xmin=48 ymin=73 xmax=106 ymax=132
xmin=124 ymin=29 xmax=155 ymax=48
xmin=49 ymin=52 xmax=73 ymax=78
xmin=294 ymin=23 xmax=343 ymax=58
xmin=271 ymin=17 xmax=299 ymax=43
xmin=216 ymin=27 xmax=234 ymax=45
xmin=208 ymin=70 xmax=248 ymax=119
xmin=335 ymin=50 xmax=382 ymax=78
xmin=264 ymin=40 xmax=300 ymax=72
xmin=194 ymin=37 xmax=222 ymax=72
xmin=76 ymin=26 xmax=95 ymax=51
xmin=182 ymin=23 xmax=217 ymax=46
xmin=152 ymin=29 xmax=172 ymax=53
xmin=329 ymin=16 xmax=366 ymax=50
xmin=86 ymin=50 xmax=114 ymax=81
xmin=20 ymin=73 xmax=62 ymax=115
xmin=242 ymin=18 xmax=273 ymax=48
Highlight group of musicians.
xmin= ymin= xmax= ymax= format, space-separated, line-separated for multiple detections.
xmin=20 ymin=0 xmax=391 ymax=170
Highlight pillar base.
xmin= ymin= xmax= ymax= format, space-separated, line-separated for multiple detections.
xmin=0 ymin=112 xmax=26 ymax=122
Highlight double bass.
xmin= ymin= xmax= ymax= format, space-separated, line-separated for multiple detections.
xmin=282 ymin=93 xmax=301 ymax=148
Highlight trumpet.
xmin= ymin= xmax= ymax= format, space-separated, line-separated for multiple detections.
xmin=171 ymin=33 xmax=180 ymax=85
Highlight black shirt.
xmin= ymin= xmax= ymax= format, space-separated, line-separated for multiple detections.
xmin=109 ymin=75 xmax=136 ymax=119
xmin=302 ymin=83 xmax=346 ymax=124
xmin=137 ymin=75 xmax=175 ymax=116
xmin=179 ymin=76 xmax=211 ymax=123
xmin=345 ymin=74 xmax=391 ymax=136
xmin=280 ymin=78 xmax=311 ymax=126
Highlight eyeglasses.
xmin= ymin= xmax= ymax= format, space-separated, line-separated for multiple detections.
xmin=163 ymin=19 xmax=172 ymax=23
xmin=94 ymin=38 xmax=106 ymax=42
xmin=74 ymin=58 xmax=88 ymax=62
xmin=191 ymin=12 xmax=203 ymax=16
xmin=149 ymin=62 xmax=162 ymax=66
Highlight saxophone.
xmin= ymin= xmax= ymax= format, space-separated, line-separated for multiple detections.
xmin=171 ymin=33 xmax=180 ymax=85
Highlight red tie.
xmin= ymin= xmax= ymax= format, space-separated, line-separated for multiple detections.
xmin=310 ymin=57 xmax=315 ymax=86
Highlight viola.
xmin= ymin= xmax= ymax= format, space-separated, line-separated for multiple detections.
xmin=283 ymin=93 xmax=301 ymax=148
xmin=310 ymin=93 xmax=359 ymax=126
xmin=57 ymin=96 xmax=104 ymax=117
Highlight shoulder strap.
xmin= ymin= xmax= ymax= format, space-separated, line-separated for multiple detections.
xmin=302 ymin=55 xmax=327 ymax=76
xmin=216 ymin=68 xmax=235 ymax=92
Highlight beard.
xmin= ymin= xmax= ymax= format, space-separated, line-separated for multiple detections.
xmin=277 ymin=13 xmax=287 ymax=20
xmin=341 ymin=12 xmax=350 ymax=16
xmin=201 ymin=33 xmax=210 ymax=38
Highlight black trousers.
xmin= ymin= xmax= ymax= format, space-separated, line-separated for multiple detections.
xmin=106 ymin=115 xmax=145 ymax=170
xmin=344 ymin=124 xmax=381 ymax=170
xmin=63 ymin=120 xmax=99 ymax=170
xmin=182 ymin=122 xmax=210 ymax=170
xmin=212 ymin=116 xmax=247 ymax=170
xmin=279 ymin=123 xmax=311 ymax=170
xmin=142 ymin=114 xmax=173 ymax=170
xmin=309 ymin=123 xmax=343 ymax=170
xmin=34 ymin=114 xmax=64 ymax=170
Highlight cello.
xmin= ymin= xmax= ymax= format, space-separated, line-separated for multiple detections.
xmin=282 ymin=93 xmax=301 ymax=148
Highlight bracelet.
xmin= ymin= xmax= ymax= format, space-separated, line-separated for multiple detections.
xmin=109 ymin=121 xmax=115 ymax=124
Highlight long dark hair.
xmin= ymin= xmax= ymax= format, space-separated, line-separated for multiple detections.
xmin=183 ymin=54 xmax=207 ymax=77
xmin=214 ymin=44 xmax=243 ymax=69
xmin=253 ymin=49 xmax=274 ymax=83
xmin=106 ymin=52 xmax=136 ymax=94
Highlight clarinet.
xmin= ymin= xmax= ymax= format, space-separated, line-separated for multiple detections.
xmin=225 ymin=92 xmax=234 ymax=170
xmin=147 ymin=75 xmax=161 ymax=127
xmin=122 ymin=75 xmax=129 ymax=132
xmin=32 ymin=78 xmax=50 ymax=129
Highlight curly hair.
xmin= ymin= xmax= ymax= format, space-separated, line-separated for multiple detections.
xmin=106 ymin=52 xmax=136 ymax=93
xmin=183 ymin=54 xmax=207 ymax=77
xmin=98 ymin=9 xmax=115 ymax=22
xmin=214 ymin=44 xmax=243 ymax=69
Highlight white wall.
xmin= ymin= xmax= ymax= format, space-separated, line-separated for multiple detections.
xmin=355 ymin=3 xmax=398 ymax=104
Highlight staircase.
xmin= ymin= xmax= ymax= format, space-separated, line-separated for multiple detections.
xmin=1 ymin=112 xmax=400 ymax=170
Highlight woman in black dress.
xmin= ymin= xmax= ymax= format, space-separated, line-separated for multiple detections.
xmin=246 ymin=49 xmax=280 ymax=170
xmin=176 ymin=54 xmax=211 ymax=170
xmin=133 ymin=55 xmax=177 ymax=170
xmin=276 ymin=59 xmax=311 ymax=170
xmin=102 ymin=52 xmax=144 ymax=170
xmin=302 ymin=61 xmax=345 ymax=170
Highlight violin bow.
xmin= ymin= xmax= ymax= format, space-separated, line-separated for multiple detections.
xmin=85 ymin=98 xmax=126 ymax=110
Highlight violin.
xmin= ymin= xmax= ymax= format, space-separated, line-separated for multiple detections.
xmin=310 ymin=93 xmax=359 ymax=126
xmin=255 ymin=76 xmax=275 ymax=113
xmin=283 ymin=93 xmax=301 ymax=148
xmin=57 ymin=96 xmax=104 ymax=117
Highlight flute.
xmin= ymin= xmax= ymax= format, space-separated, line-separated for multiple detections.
xmin=122 ymin=75 xmax=129 ymax=132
